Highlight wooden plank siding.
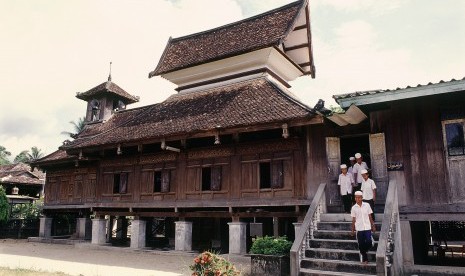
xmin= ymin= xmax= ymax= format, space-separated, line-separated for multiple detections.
xmin=44 ymin=138 xmax=308 ymax=208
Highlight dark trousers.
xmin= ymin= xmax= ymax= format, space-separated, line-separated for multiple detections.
xmin=356 ymin=230 xmax=373 ymax=262
xmin=363 ymin=199 xmax=375 ymax=221
xmin=342 ymin=194 xmax=352 ymax=213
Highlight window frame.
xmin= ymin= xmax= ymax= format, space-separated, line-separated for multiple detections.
xmin=442 ymin=119 xmax=465 ymax=158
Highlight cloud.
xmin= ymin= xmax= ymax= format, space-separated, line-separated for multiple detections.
xmin=316 ymin=0 xmax=403 ymax=15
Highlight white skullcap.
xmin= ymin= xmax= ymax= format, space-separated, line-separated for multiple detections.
xmin=354 ymin=191 xmax=363 ymax=196
xmin=349 ymin=157 xmax=355 ymax=161
xmin=355 ymin=153 xmax=362 ymax=159
xmin=340 ymin=164 xmax=347 ymax=169
xmin=361 ymin=169 xmax=368 ymax=174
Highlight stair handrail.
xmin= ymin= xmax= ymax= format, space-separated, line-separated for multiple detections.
xmin=290 ymin=183 xmax=327 ymax=276
xmin=376 ymin=179 xmax=399 ymax=276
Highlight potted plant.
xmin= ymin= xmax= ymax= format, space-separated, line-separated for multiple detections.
xmin=249 ymin=236 xmax=292 ymax=276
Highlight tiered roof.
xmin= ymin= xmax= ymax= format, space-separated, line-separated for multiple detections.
xmin=0 ymin=163 xmax=45 ymax=186
xmin=150 ymin=0 xmax=314 ymax=77
xmin=61 ymin=78 xmax=315 ymax=151
xmin=76 ymin=80 xmax=139 ymax=104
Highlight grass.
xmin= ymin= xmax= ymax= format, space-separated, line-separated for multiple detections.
xmin=0 ymin=267 xmax=69 ymax=276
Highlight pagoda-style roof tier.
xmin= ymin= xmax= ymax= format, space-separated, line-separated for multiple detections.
xmin=76 ymin=81 xmax=139 ymax=104
xmin=62 ymin=77 xmax=320 ymax=151
xmin=149 ymin=0 xmax=314 ymax=80
xmin=32 ymin=149 xmax=76 ymax=166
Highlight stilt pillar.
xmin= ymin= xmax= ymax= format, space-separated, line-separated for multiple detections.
xmin=92 ymin=217 xmax=107 ymax=245
xmin=39 ymin=217 xmax=53 ymax=238
xmin=130 ymin=219 xmax=147 ymax=249
xmin=228 ymin=222 xmax=247 ymax=254
xmin=175 ymin=221 xmax=192 ymax=251
xmin=77 ymin=217 xmax=92 ymax=240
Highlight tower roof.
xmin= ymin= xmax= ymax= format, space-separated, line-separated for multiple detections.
xmin=76 ymin=80 xmax=139 ymax=104
xmin=149 ymin=0 xmax=314 ymax=78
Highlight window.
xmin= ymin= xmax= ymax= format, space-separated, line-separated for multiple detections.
xmin=259 ymin=162 xmax=271 ymax=189
xmin=154 ymin=170 xmax=170 ymax=193
xmin=260 ymin=161 xmax=284 ymax=189
xmin=201 ymin=166 xmax=222 ymax=191
xmin=444 ymin=121 xmax=465 ymax=156
xmin=113 ymin=173 xmax=128 ymax=194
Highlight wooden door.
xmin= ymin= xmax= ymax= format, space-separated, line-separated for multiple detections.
xmin=369 ymin=133 xmax=388 ymax=203
xmin=326 ymin=137 xmax=341 ymax=208
xmin=442 ymin=120 xmax=465 ymax=203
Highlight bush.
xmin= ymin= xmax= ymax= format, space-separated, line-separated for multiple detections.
xmin=249 ymin=236 xmax=292 ymax=256
xmin=0 ymin=186 xmax=9 ymax=224
xmin=189 ymin=251 xmax=240 ymax=276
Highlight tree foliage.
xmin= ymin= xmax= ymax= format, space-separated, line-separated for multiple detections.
xmin=61 ymin=117 xmax=86 ymax=139
xmin=0 ymin=145 xmax=11 ymax=165
xmin=13 ymin=146 xmax=44 ymax=163
xmin=0 ymin=186 xmax=9 ymax=224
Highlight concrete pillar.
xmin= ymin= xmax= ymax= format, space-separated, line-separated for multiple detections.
xmin=175 ymin=221 xmax=192 ymax=251
xmin=130 ymin=219 xmax=147 ymax=249
xmin=77 ymin=218 xmax=92 ymax=240
xmin=92 ymin=218 xmax=107 ymax=245
xmin=39 ymin=217 xmax=53 ymax=238
xmin=293 ymin=222 xmax=302 ymax=238
xmin=106 ymin=216 xmax=114 ymax=243
xmin=400 ymin=221 xmax=414 ymax=266
xmin=228 ymin=222 xmax=247 ymax=254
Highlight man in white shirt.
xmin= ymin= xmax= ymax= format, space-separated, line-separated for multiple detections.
xmin=348 ymin=157 xmax=356 ymax=204
xmin=338 ymin=164 xmax=354 ymax=213
xmin=352 ymin=153 xmax=369 ymax=193
xmin=351 ymin=191 xmax=376 ymax=264
xmin=360 ymin=169 xmax=377 ymax=221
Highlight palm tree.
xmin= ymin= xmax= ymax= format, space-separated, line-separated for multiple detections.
xmin=0 ymin=146 xmax=11 ymax=165
xmin=28 ymin=147 xmax=44 ymax=162
xmin=13 ymin=147 xmax=44 ymax=163
xmin=61 ymin=117 xmax=86 ymax=139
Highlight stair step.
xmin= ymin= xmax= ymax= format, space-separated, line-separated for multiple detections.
xmin=300 ymin=268 xmax=375 ymax=276
xmin=310 ymin=239 xmax=378 ymax=251
xmin=317 ymin=222 xmax=382 ymax=231
xmin=320 ymin=213 xmax=383 ymax=223
xmin=301 ymin=258 xmax=376 ymax=275
xmin=313 ymin=230 xmax=379 ymax=240
xmin=305 ymin=248 xmax=376 ymax=262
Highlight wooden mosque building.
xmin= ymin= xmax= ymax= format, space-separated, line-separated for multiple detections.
xmin=34 ymin=0 xmax=319 ymax=253
xmin=33 ymin=0 xmax=465 ymax=274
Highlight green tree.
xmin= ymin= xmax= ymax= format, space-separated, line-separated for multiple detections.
xmin=61 ymin=117 xmax=86 ymax=139
xmin=0 ymin=145 xmax=11 ymax=165
xmin=14 ymin=150 xmax=30 ymax=163
xmin=13 ymin=147 xmax=44 ymax=163
xmin=0 ymin=186 xmax=9 ymax=224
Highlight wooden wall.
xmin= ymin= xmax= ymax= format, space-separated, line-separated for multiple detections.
xmin=44 ymin=138 xmax=307 ymax=206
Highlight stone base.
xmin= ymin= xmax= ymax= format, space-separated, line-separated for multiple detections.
xmin=250 ymin=254 xmax=290 ymax=276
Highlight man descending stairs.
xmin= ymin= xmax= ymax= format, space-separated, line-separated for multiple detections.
xmin=299 ymin=213 xmax=382 ymax=276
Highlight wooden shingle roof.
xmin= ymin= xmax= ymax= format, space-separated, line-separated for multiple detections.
xmin=76 ymin=81 xmax=139 ymax=104
xmin=63 ymin=78 xmax=317 ymax=150
xmin=149 ymin=0 xmax=309 ymax=77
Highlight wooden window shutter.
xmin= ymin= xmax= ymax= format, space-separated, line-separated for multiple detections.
xmin=211 ymin=166 xmax=222 ymax=191
xmin=271 ymin=160 xmax=284 ymax=188
xmin=161 ymin=170 xmax=171 ymax=193
xmin=120 ymin=173 xmax=128 ymax=194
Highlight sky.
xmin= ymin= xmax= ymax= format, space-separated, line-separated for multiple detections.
xmin=0 ymin=0 xmax=464 ymax=159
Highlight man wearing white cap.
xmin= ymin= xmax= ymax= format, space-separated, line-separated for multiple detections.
xmin=351 ymin=191 xmax=376 ymax=264
xmin=360 ymin=169 xmax=377 ymax=221
xmin=352 ymin=153 xmax=369 ymax=193
xmin=338 ymin=164 xmax=354 ymax=213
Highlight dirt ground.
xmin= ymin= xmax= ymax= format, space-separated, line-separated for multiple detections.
xmin=0 ymin=239 xmax=251 ymax=276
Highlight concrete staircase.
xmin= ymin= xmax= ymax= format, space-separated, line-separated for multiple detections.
xmin=299 ymin=213 xmax=382 ymax=276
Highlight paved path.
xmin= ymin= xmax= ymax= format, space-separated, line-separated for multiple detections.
xmin=0 ymin=240 xmax=250 ymax=276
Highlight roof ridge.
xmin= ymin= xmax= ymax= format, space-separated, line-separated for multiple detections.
xmin=170 ymin=0 xmax=303 ymax=42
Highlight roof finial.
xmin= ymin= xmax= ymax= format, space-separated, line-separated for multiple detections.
xmin=108 ymin=61 xmax=112 ymax=82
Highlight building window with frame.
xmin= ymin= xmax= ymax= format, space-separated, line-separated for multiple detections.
xmin=154 ymin=170 xmax=171 ymax=193
xmin=113 ymin=172 xmax=128 ymax=194
xmin=444 ymin=121 xmax=465 ymax=156
xmin=201 ymin=166 xmax=222 ymax=191
xmin=260 ymin=160 xmax=284 ymax=189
